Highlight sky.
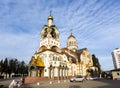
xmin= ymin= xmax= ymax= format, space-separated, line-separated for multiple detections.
xmin=0 ymin=0 xmax=120 ymax=71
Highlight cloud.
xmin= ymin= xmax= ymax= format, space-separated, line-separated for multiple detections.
xmin=98 ymin=56 xmax=114 ymax=71
xmin=0 ymin=31 xmax=39 ymax=62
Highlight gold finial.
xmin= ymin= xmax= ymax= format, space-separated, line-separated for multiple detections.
xmin=48 ymin=10 xmax=53 ymax=20
xmin=48 ymin=10 xmax=53 ymax=26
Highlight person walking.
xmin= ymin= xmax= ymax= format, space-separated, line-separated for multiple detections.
xmin=21 ymin=77 xmax=25 ymax=85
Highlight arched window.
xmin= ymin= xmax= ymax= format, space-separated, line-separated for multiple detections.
xmin=74 ymin=41 xmax=75 ymax=45
xmin=51 ymin=28 xmax=56 ymax=38
xmin=44 ymin=28 xmax=47 ymax=38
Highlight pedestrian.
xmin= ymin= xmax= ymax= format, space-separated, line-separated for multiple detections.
xmin=21 ymin=77 xmax=25 ymax=84
xmin=9 ymin=80 xmax=16 ymax=88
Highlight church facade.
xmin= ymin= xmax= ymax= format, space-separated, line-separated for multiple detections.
xmin=28 ymin=14 xmax=94 ymax=79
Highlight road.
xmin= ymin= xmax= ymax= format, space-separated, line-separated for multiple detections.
xmin=0 ymin=78 xmax=120 ymax=88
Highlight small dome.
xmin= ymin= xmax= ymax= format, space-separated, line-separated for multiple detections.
xmin=48 ymin=16 xmax=53 ymax=20
xmin=68 ymin=34 xmax=76 ymax=39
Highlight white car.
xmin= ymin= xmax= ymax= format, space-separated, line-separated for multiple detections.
xmin=70 ymin=76 xmax=85 ymax=82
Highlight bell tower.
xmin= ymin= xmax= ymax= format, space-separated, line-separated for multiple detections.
xmin=39 ymin=12 xmax=60 ymax=50
xmin=67 ymin=29 xmax=78 ymax=52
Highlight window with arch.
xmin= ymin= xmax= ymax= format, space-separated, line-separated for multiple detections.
xmin=117 ymin=73 xmax=120 ymax=75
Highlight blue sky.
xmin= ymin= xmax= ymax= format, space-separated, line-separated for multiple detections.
xmin=0 ymin=0 xmax=120 ymax=70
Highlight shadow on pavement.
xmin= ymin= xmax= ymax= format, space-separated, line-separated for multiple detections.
xmin=69 ymin=85 xmax=81 ymax=88
xmin=96 ymin=79 xmax=120 ymax=88
xmin=0 ymin=85 xmax=8 ymax=88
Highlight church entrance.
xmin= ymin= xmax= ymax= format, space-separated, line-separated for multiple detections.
xmin=28 ymin=56 xmax=45 ymax=77
xmin=29 ymin=66 xmax=44 ymax=77
xmin=37 ymin=66 xmax=44 ymax=77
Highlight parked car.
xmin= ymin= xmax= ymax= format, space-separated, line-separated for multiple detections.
xmin=70 ymin=75 xmax=85 ymax=82
xmin=87 ymin=77 xmax=99 ymax=80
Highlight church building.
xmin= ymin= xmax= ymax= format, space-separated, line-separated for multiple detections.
xmin=28 ymin=13 xmax=94 ymax=80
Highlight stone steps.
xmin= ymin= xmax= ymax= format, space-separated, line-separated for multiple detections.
xmin=25 ymin=76 xmax=72 ymax=83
